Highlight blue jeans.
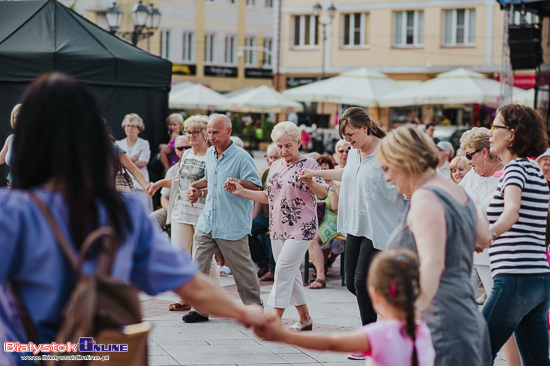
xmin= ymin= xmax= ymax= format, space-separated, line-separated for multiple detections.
xmin=482 ymin=274 xmax=550 ymax=365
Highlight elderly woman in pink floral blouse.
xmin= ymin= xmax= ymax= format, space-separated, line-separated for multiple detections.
xmin=225 ymin=121 xmax=328 ymax=331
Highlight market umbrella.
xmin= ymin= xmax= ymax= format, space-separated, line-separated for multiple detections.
xmin=169 ymin=83 xmax=228 ymax=110
xmin=379 ymin=68 xmax=526 ymax=107
xmin=226 ymin=84 xmax=303 ymax=113
xmin=282 ymin=67 xmax=404 ymax=107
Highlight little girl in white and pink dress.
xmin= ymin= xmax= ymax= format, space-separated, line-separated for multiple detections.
xmin=254 ymin=250 xmax=435 ymax=366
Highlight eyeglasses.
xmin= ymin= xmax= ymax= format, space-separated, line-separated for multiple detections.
xmin=185 ymin=130 xmax=202 ymax=136
xmin=337 ymin=146 xmax=352 ymax=154
xmin=490 ymin=124 xmax=510 ymax=131
xmin=125 ymin=124 xmax=139 ymax=129
xmin=465 ymin=148 xmax=483 ymax=161
xmin=176 ymin=145 xmax=191 ymax=151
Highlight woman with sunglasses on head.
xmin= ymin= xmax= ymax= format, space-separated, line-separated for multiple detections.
xmin=478 ymin=104 xmax=550 ymax=365
xmin=300 ymin=107 xmax=406 ymax=360
xmin=149 ymin=115 xmax=220 ymax=311
xmin=457 ymin=128 xmax=521 ymax=366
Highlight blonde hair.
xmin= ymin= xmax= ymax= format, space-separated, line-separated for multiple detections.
xmin=377 ymin=125 xmax=439 ymax=176
xmin=121 ymin=113 xmax=145 ymax=132
xmin=167 ymin=113 xmax=184 ymax=131
xmin=449 ymin=156 xmax=471 ymax=183
xmin=459 ymin=127 xmax=499 ymax=161
xmin=271 ymin=121 xmax=300 ymax=143
xmin=11 ymin=104 xmax=21 ymax=129
xmin=184 ymin=115 xmax=209 ymax=141
xmin=335 ymin=139 xmax=350 ymax=152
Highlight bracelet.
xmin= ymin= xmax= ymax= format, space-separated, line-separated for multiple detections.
xmin=489 ymin=226 xmax=498 ymax=241
xmin=199 ymin=190 xmax=204 ymax=198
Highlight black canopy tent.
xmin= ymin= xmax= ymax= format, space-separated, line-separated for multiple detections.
xmin=0 ymin=0 xmax=172 ymax=184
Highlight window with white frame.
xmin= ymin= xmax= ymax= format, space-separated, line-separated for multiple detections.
xmin=263 ymin=37 xmax=272 ymax=67
xmin=292 ymin=15 xmax=318 ymax=48
xmin=393 ymin=10 xmax=423 ymax=47
xmin=442 ymin=9 xmax=475 ymax=46
xmin=182 ymin=31 xmax=194 ymax=62
xmin=513 ymin=10 xmax=538 ymax=25
xmin=342 ymin=13 xmax=368 ymax=47
xmin=265 ymin=0 xmax=273 ymax=7
xmin=161 ymin=30 xmax=171 ymax=59
xmin=246 ymin=0 xmax=256 ymax=6
xmin=204 ymin=34 xmax=215 ymax=64
xmin=244 ymin=36 xmax=256 ymax=66
xmin=224 ymin=35 xmax=236 ymax=65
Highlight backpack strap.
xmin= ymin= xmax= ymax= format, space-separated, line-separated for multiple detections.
xmin=29 ymin=191 xmax=118 ymax=277
xmin=29 ymin=191 xmax=79 ymax=271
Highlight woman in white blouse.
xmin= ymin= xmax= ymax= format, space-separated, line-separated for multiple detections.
xmin=116 ymin=113 xmax=152 ymax=212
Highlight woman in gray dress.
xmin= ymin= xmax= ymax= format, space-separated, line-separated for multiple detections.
xmin=376 ymin=125 xmax=492 ymax=366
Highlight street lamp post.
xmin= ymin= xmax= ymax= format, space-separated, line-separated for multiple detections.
xmin=106 ymin=1 xmax=162 ymax=47
xmin=312 ymin=2 xmax=336 ymax=80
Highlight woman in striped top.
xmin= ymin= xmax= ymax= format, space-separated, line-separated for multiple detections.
xmin=480 ymin=104 xmax=550 ymax=364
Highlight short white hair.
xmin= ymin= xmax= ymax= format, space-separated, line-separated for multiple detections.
xmin=175 ymin=135 xmax=188 ymax=144
xmin=230 ymin=136 xmax=244 ymax=148
xmin=271 ymin=121 xmax=300 ymax=143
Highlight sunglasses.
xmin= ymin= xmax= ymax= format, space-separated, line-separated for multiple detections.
xmin=185 ymin=130 xmax=202 ymax=136
xmin=176 ymin=145 xmax=191 ymax=151
xmin=465 ymin=148 xmax=483 ymax=161
xmin=338 ymin=146 xmax=352 ymax=153
xmin=490 ymin=124 xmax=510 ymax=131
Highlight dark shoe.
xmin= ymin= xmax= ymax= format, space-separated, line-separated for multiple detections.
xmin=257 ymin=266 xmax=269 ymax=278
xmin=260 ymin=271 xmax=275 ymax=281
xmin=182 ymin=311 xmax=209 ymax=323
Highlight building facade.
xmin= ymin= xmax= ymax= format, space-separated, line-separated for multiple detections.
xmin=277 ymin=0 xmax=543 ymax=127
xmin=67 ymin=0 xmax=275 ymax=91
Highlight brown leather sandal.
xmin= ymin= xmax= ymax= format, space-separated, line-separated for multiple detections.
xmin=308 ymin=279 xmax=326 ymax=289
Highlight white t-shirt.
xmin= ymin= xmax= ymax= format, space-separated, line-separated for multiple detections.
xmin=170 ymin=150 xmax=207 ymax=225
xmin=436 ymin=160 xmax=451 ymax=180
xmin=115 ymin=137 xmax=150 ymax=190
xmin=459 ymin=169 xmax=500 ymax=266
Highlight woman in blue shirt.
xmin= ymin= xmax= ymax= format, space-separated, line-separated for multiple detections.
xmin=0 ymin=72 xmax=268 ymax=366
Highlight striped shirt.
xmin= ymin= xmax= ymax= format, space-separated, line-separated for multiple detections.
xmin=487 ymin=158 xmax=550 ymax=277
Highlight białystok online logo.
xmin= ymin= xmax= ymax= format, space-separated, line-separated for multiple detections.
xmin=4 ymin=338 xmax=128 ymax=354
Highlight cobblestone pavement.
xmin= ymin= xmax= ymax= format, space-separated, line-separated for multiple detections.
xmin=141 ymin=260 xmax=506 ymax=366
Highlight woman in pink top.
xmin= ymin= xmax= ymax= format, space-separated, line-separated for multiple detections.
xmin=226 ymin=121 xmax=328 ymax=331
xmin=254 ymin=250 xmax=435 ymax=366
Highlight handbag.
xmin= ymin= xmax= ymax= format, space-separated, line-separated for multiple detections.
xmin=115 ymin=164 xmax=136 ymax=192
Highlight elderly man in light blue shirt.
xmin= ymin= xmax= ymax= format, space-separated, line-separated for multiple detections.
xmin=184 ymin=114 xmax=262 ymax=323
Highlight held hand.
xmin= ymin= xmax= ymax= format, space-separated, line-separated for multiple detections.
xmin=187 ymin=187 xmax=201 ymax=207
xmin=299 ymin=175 xmax=313 ymax=188
xmin=148 ymin=182 xmax=161 ymax=196
xmin=403 ymin=194 xmax=411 ymax=201
xmin=240 ymin=304 xmax=271 ymax=330
xmin=299 ymin=169 xmax=315 ymax=179
xmin=253 ymin=315 xmax=284 ymax=341
xmin=224 ymin=177 xmax=244 ymax=196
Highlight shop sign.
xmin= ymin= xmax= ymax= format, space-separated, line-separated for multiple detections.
xmin=245 ymin=68 xmax=273 ymax=79
xmin=204 ymin=66 xmax=238 ymax=78
xmin=286 ymin=77 xmax=319 ymax=88
xmin=172 ymin=64 xmax=196 ymax=76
